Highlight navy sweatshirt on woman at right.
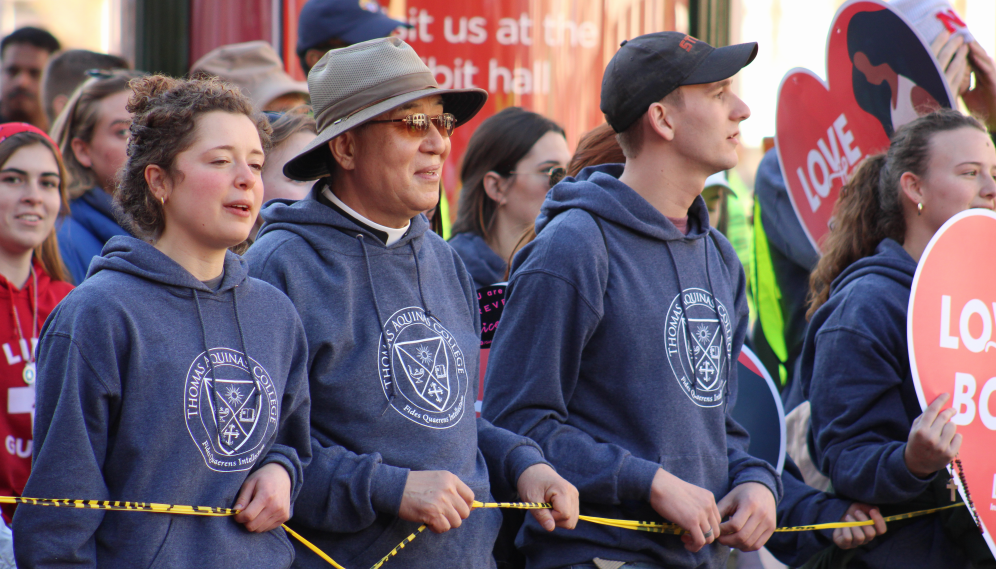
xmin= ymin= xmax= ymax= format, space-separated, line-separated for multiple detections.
xmin=801 ymin=238 xmax=972 ymax=568
xmin=483 ymin=164 xmax=781 ymax=569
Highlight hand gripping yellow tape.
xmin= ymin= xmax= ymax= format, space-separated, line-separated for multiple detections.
xmin=1 ymin=496 xmax=966 ymax=569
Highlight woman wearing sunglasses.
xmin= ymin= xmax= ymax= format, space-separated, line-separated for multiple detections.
xmin=246 ymin=37 xmax=578 ymax=569
xmin=450 ymin=107 xmax=570 ymax=290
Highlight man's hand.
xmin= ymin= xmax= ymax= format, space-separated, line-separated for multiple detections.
xmin=649 ymin=468 xmax=721 ymax=553
xmin=716 ymin=482 xmax=777 ymax=552
xmin=398 ymin=471 xmax=475 ymax=533
xmin=905 ymin=393 xmax=961 ymax=478
xmin=516 ymin=463 xmax=579 ymax=531
xmin=964 ymin=42 xmax=996 ymax=130
xmin=234 ymin=463 xmax=293 ymax=532
xmin=833 ymin=503 xmax=887 ymax=549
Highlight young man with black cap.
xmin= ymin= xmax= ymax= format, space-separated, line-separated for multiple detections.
xmin=482 ymin=32 xmax=781 ymax=569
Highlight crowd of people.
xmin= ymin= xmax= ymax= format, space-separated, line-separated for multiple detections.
xmin=0 ymin=0 xmax=993 ymax=568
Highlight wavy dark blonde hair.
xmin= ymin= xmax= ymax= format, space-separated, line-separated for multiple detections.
xmin=49 ymin=70 xmax=144 ymax=200
xmin=807 ymin=109 xmax=985 ymax=318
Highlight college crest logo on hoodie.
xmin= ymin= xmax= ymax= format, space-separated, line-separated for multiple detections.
xmin=184 ymin=347 xmax=279 ymax=471
xmin=665 ymin=288 xmax=733 ymax=408
xmin=379 ymin=307 xmax=469 ymax=429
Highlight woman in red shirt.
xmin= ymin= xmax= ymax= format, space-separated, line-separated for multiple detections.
xmin=0 ymin=123 xmax=73 ymax=524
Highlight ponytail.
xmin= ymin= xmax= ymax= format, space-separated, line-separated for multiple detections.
xmin=807 ymin=109 xmax=985 ymax=318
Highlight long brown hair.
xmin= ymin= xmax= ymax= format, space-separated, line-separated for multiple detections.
xmin=807 ymin=109 xmax=985 ymax=318
xmin=0 ymin=132 xmax=71 ymax=282
xmin=452 ymin=107 xmax=564 ymax=240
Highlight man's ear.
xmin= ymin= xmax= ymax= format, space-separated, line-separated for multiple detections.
xmin=899 ymin=171 xmax=924 ymax=207
xmin=70 ymin=137 xmax=93 ymax=169
xmin=305 ymin=49 xmax=325 ymax=71
xmin=647 ymin=101 xmax=676 ymax=143
xmin=482 ymin=171 xmax=507 ymax=205
xmin=329 ymin=133 xmax=358 ymax=171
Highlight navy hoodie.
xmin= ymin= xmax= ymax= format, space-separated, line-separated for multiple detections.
xmin=800 ymin=238 xmax=970 ymax=568
xmin=448 ymin=232 xmax=506 ymax=290
xmin=56 ymin=187 xmax=131 ymax=284
xmin=246 ymin=184 xmax=547 ymax=569
xmin=13 ymin=236 xmax=312 ymax=569
xmin=482 ymin=164 xmax=782 ymax=569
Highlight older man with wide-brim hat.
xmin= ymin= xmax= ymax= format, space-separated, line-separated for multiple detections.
xmin=246 ymin=37 xmax=578 ymax=569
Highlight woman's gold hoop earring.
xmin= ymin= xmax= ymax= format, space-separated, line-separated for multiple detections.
xmin=917 ymin=202 xmax=923 ymax=216
xmin=160 ymin=195 xmax=166 ymax=206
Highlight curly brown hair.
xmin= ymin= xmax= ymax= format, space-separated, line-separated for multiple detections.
xmin=116 ymin=75 xmax=272 ymax=240
xmin=806 ymin=109 xmax=985 ymax=318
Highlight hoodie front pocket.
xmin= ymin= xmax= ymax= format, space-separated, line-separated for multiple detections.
xmin=146 ymin=517 xmax=176 ymax=569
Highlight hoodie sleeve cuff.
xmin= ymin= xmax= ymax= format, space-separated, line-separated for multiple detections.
xmin=507 ymin=444 xmax=550 ymax=487
xmin=259 ymin=451 xmax=303 ymax=502
xmin=369 ymin=463 xmax=410 ymax=516
xmin=619 ymin=455 xmax=662 ymax=502
xmin=889 ymin=443 xmax=934 ymax=494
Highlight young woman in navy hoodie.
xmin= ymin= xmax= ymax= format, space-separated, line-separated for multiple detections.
xmin=801 ymin=109 xmax=996 ymax=568
xmin=0 ymin=123 xmax=74 ymax=526
xmin=13 ymin=76 xmax=311 ymax=568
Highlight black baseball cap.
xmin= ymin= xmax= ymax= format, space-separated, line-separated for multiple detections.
xmin=600 ymin=31 xmax=758 ymax=133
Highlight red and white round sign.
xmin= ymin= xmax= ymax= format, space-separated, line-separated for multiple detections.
xmin=909 ymin=208 xmax=996 ymax=555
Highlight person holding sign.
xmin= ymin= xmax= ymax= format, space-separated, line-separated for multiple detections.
xmin=483 ymin=32 xmax=781 ymax=569
xmin=246 ymin=37 xmax=578 ymax=569
xmin=802 ymin=109 xmax=996 ymax=568
xmin=14 ymin=76 xmax=313 ymax=568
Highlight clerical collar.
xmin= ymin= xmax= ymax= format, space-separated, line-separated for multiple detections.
xmin=321 ymin=186 xmax=410 ymax=246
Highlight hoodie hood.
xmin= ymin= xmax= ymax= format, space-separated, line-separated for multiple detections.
xmin=257 ymin=182 xmax=429 ymax=252
xmin=536 ymin=163 xmax=713 ymax=242
xmin=829 ymin=238 xmax=916 ymax=296
xmin=89 ymin=235 xmax=249 ymax=293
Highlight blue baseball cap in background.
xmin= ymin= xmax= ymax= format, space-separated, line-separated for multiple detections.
xmin=296 ymin=0 xmax=409 ymax=55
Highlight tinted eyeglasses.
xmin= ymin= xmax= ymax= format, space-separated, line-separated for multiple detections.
xmin=548 ymin=166 xmax=566 ymax=188
xmin=369 ymin=113 xmax=457 ymax=138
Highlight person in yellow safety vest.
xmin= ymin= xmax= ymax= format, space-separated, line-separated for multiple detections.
xmin=702 ymin=171 xmax=754 ymax=326
xmin=750 ymin=148 xmax=819 ymax=410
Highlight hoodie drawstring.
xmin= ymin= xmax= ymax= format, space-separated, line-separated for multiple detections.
xmin=357 ymin=235 xmax=395 ymax=412
xmin=703 ymin=236 xmax=733 ymax=412
xmin=410 ymin=241 xmax=433 ymax=319
xmin=665 ymin=237 xmax=733 ymax=412
xmin=192 ymin=285 xmax=254 ymax=404
xmin=192 ymin=290 xmax=217 ymax=389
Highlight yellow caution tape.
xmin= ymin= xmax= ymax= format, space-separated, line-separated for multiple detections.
xmin=4 ymin=496 xmax=967 ymax=569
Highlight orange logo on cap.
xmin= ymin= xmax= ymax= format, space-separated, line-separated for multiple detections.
xmin=679 ymin=35 xmax=698 ymax=52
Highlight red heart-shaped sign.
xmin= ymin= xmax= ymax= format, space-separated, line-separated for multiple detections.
xmin=909 ymin=209 xmax=996 ymax=556
xmin=776 ymin=0 xmax=952 ymax=252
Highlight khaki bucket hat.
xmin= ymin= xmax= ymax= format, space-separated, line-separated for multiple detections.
xmin=191 ymin=41 xmax=309 ymax=110
xmin=284 ymin=36 xmax=487 ymax=181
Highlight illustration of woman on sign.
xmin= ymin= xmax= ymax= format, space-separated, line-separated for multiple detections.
xmin=848 ymin=8 xmax=951 ymax=136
